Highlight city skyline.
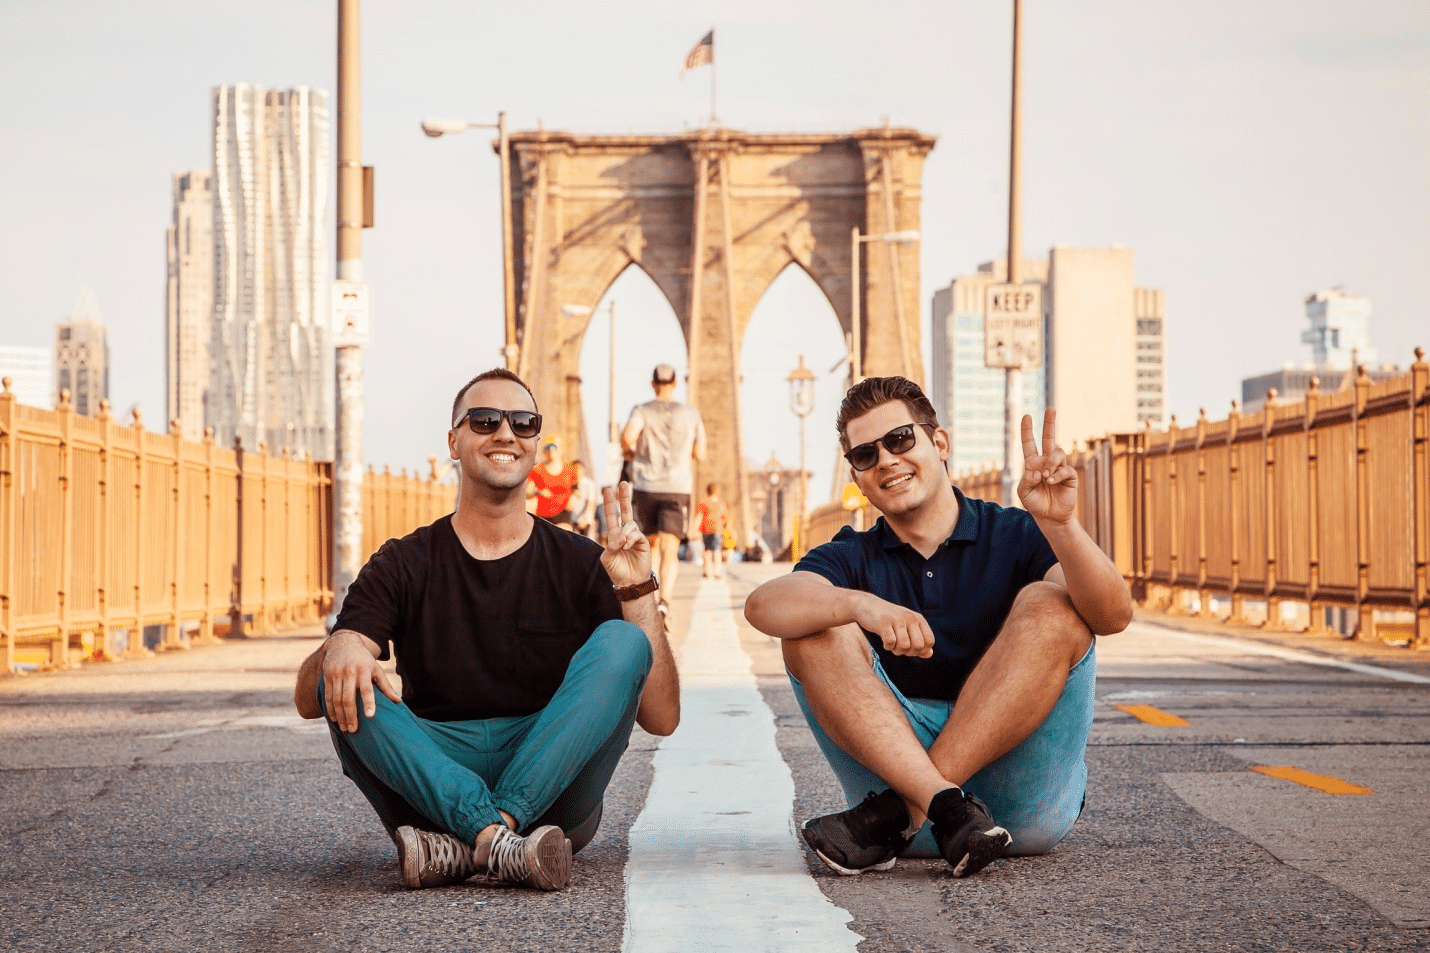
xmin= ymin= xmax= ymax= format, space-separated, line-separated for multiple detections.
xmin=1 ymin=1 xmax=1425 ymax=498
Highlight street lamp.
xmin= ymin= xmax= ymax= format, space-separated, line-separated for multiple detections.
xmin=849 ymin=228 xmax=921 ymax=382
xmin=763 ymin=452 xmax=783 ymax=552
xmin=787 ymin=355 xmax=816 ymax=561
xmin=421 ymin=113 xmax=517 ymax=370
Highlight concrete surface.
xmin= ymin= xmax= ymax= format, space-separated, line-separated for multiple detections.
xmin=1 ymin=561 xmax=1427 ymax=951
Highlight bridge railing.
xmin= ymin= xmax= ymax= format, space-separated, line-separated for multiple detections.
xmin=801 ymin=349 xmax=1428 ymax=646
xmin=0 ymin=382 xmax=455 ymax=672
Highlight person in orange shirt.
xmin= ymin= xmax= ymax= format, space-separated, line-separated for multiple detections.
xmin=527 ymin=436 xmax=576 ymax=529
xmin=695 ymin=483 xmax=728 ymax=580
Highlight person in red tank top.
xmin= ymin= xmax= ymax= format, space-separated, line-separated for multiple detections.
xmin=527 ymin=436 xmax=576 ymax=527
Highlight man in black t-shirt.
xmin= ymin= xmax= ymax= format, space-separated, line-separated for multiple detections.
xmin=745 ymin=377 xmax=1132 ymax=880
xmin=294 ymin=368 xmax=679 ymax=892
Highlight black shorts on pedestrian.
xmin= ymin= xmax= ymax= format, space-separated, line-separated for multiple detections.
xmin=632 ymin=490 xmax=688 ymax=540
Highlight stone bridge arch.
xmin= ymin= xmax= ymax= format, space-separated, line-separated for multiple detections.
xmin=507 ymin=126 xmax=937 ymax=541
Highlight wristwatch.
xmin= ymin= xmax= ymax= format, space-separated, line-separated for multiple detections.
xmin=614 ymin=572 xmax=660 ymax=602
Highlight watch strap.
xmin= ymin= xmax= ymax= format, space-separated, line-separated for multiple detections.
xmin=614 ymin=572 xmax=660 ymax=602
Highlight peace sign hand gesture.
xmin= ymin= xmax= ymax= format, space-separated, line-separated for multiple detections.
xmin=601 ymin=481 xmax=652 ymax=587
xmin=1017 ymin=408 xmax=1078 ymax=525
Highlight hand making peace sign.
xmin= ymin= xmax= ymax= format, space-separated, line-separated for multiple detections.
xmin=1017 ymin=408 xmax=1078 ymax=525
xmin=600 ymin=481 xmax=652 ymax=587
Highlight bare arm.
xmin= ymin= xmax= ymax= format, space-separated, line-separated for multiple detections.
xmin=602 ymin=482 xmax=680 ymax=735
xmin=1020 ymin=410 xmax=1133 ymax=635
xmin=293 ymin=628 xmax=401 ymax=731
xmin=621 ymin=415 xmax=642 ymax=457
xmin=691 ymin=415 xmax=707 ymax=463
xmin=744 ymin=570 xmax=934 ymax=657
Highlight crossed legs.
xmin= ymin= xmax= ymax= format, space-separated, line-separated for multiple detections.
xmin=783 ymin=581 xmax=1093 ymax=828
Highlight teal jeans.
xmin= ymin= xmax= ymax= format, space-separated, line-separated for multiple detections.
xmin=790 ymin=642 xmax=1095 ymax=857
xmin=322 ymin=619 xmax=652 ymax=852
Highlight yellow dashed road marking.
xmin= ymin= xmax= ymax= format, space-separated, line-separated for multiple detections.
xmin=1115 ymin=704 xmax=1190 ymax=727
xmin=1251 ymin=765 xmax=1373 ymax=795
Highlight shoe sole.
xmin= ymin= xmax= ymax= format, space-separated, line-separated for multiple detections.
xmin=395 ymin=827 xmax=423 ymax=889
xmin=802 ymin=827 xmax=898 ymax=876
xmin=523 ymin=825 xmax=573 ymax=890
xmin=950 ymin=826 xmax=1012 ymax=878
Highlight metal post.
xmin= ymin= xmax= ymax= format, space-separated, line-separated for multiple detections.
xmin=608 ymin=302 xmax=618 ymax=444
xmin=849 ymin=226 xmax=862 ymax=382
xmin=333 ymin=0 xmax=365 ymax=617
xmin=1001 ymin=0 xmax=1025 ymax=508
xmin=498 ymin=112 xmax=517 ymax=371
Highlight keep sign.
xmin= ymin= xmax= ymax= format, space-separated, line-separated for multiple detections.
xmin=984 ymin=283 xmax=1043 ymax=369
xmin=331 ymin=279 xmax=372 ymax=346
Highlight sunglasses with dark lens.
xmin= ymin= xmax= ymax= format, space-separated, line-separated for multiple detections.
xmin=844 ymin=422 xmax=937 ymax=472
xmin=456 ymin=407 xmax=543 ymax=439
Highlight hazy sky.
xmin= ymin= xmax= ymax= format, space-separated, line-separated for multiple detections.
xmin=2 ymin=0 xmax=1426 ymax=501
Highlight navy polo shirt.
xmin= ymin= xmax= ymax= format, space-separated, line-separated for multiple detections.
xmin=794 ymin=487 xmax=1058 ymax=701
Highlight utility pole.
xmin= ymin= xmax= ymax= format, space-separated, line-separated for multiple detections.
xmin=333 ymin=0 xmax=366 ymax=617
xmin=1001 ymin=0 xmax=1025 ymax=507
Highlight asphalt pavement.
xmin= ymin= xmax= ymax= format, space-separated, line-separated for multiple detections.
xmin=2 ymin=562 xmax=1428 ymax=952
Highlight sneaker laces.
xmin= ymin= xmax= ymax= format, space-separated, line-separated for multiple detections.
xmin=486 ymin=827 xmax=531 ymax=884
xmin=422 ymin=830 xmax=477 ymax=880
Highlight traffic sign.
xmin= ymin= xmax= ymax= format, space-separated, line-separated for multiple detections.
xmin=984 ymin=282 xmax=1043 ymax=369
xmin=331 ymin=279 xmax=372 ymax=346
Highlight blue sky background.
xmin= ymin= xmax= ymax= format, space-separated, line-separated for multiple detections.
xmin=2 ymin=0 xmax=1426 ymax=501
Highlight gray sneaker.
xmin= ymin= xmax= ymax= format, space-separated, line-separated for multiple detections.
xmin=484 ymin=825 xmax=572 ymax=891
xmin=395 ymin=826 xmax=478 ymax=889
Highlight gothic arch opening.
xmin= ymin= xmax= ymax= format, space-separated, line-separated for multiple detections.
xmin=740 ymin=262 xmax=849 ymax=540
xmin=577 ymin=263 xmax=688 ymax=486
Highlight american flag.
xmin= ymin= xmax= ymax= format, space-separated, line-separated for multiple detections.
xmin=681 ymin=30 xmax=713 ymax=76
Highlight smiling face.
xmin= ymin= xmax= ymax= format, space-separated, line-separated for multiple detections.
xmin=447 ymin=377 xmax=540 ymax=494
xmin=843 ymin=399 xmax=951 ymax=518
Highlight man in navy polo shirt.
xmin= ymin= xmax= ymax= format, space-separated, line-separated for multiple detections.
xmin=745 ymin=376 xmax=1132 ymax=878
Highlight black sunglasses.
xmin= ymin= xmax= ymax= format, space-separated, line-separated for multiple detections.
xmin=844 ymin=423 xmax=936 ymax=472
xmin=455 ymin=407 xmax=543 ymax=439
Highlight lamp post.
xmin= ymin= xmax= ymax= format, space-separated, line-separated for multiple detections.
xmin=763 ymin=452 xmax=783 ymax=553
xmin=561 ymin=302 xmax=620 ymax=485
xmin=849 ymin=228 xmax=921 ymax=382
xmin=787 ymin=355 xmax=816 ymax=561
xmin=421 ymin=114 xmax=516 ymax=370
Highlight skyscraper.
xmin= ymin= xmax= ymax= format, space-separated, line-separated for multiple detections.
xmin=1300 ymin=287 xmax=1376 ymax=370
xmin=929 ymin=258 xmax=1046 ymax=475
xmin=930 ymin=246 xmax=1166 ymax=470
xmin=166 ymin=169 xmax=213 ymax=441
xmin=55 ymin=290 xmax=109 ymax=417
xmin=209 ymin=84 xmax=332 ymax=458
xmin=1134 ymin=287 xmax=1168 ymax=428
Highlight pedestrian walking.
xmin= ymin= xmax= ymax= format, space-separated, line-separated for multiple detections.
xmin=294 ymin=368 xmax=678 ymax=891
xmin=696 ymin=483 xmax=728 ymax=579
xmin=568 ymin=459 xmax=599 ymax=539
xmin=745 ymin=376 xmax=1132 ymax=879
xmin=621 ymin=363 xmax=706 ymax=616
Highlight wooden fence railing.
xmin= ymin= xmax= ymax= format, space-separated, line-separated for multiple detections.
xmin=0 ymin=382 xmax=455 ymax=671
xmin=800 ymin=350 xmax=1429 ymax=647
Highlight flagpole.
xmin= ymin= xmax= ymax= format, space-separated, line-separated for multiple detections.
xmin=709 ymin=28 xmax=717 ymax=125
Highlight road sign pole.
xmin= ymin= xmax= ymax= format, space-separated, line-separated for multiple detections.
xmin=1002 ymin=0 xmax=1025 ymax=507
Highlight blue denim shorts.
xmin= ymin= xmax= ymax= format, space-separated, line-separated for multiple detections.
xmin=789 ymin=642 xmax=1095 ymax=857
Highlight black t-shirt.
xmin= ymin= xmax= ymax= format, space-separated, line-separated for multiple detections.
xmin=333 ymin=515 xmax=623 ymax=721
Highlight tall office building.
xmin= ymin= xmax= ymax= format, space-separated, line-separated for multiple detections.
xmin=209 ymin=84 xmax=332 ymax=458
xmin=930 ymin=246 xmax=1166 ymax=469
xmin=0 ymin=345 xmax=53 ymax=408
xmin=929 ymin=258 xmax=1046 ymax=475
xmin=55 ymin=291 xmax=109 ymax=417
xmin=1135 ymin=287 xmax=1168 ymax=428
xmin=1300 ymin=287 xmax=1376 ymax=370
xmin=1240 ymin=287 xmax=1396 ymax=413
xmin=166 ymin=169 xmax=213 ymax=441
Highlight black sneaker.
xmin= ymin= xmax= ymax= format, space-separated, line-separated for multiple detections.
xmin=801 ymin=789 xmax=912 ymax=876
xmin=928 ymin=786 xmax=1012 ymax=877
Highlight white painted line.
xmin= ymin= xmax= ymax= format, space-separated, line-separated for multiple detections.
xmin=622 ymin=578 xmax=861 ymax=952
xmin=1127 ymin=622 xmax=1430 ymax=685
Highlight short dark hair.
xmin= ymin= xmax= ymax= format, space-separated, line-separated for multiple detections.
xmin=451 ymin=368 xmax=538 ymax=427
xmin=706 ymin=482 xmax=718 ymax=495
xmin=834 ymin=376 xmax=940 ymax=452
